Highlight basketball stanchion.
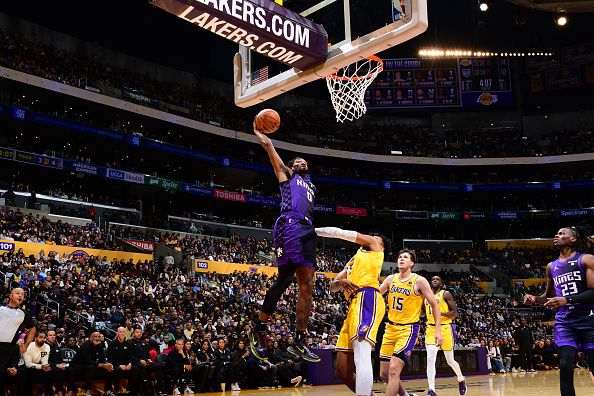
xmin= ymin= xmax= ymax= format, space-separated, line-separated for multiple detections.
xmin=325 ymin=56 xmax=384 ymax=123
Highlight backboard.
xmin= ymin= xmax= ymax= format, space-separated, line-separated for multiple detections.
xmin=234 ymin=0 xmax=428 ymax=107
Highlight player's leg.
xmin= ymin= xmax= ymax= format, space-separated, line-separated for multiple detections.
xmin=385 ymin=356 xmax=406 ymax=396
xmin=385 ymin=324 xmax=420 ymax=396
xmin=336 ymin=303 xmax=356 ymax=391
xmin=353 ymin=339 xmax=374 ymax=396
xmin=293 ymin=264 xmax=320 ymax=362
xmin=556 ymin=323 xmax=580 ymax=396
xmin=425 ymin=344 xmax=438 ymax=396
xmin=336 ymin=350 xmax=356 ymax=392
xmin=249 ymin=263 xmax=297 ymax=359
xmin=558 ymin=346 xmax=577 ymax=396
xmin=442 ymin=324 xmax=466 ymax=395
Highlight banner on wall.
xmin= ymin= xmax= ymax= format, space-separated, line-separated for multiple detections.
xmin=145 ymin=176 xmax=181 ymax=191
xmin=513 ymin=278 xmax=547 ymax=288
xmin=336 ymin=206 xmax=368 ymax=216
xmin=213 ymin=189 xmax=247 ymax=203
xmin=0 ymin=240 xmax=153 ymax=262
xmin=123 ymin=239 xmax=155 ymax=252
xmin=194 ymin=259 xmax=337 ymax=279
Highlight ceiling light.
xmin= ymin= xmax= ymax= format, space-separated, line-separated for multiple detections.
xmin=555 ymin=13 xmax=568 ymax=26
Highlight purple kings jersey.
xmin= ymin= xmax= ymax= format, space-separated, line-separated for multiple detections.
xmin=551 ymin=253 xmax=594 ymax=324
xmin=279 ymin=173 xmax=315 ymax=221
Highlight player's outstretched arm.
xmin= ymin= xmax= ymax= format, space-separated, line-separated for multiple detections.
xmin=525 ymin=263 xmax=556 ymax=305
xmin=253 ymin=122 xmax=290 ymax=183
xmin=315 ymin=227 xmax=383 ymax=251
xmin=545 ymin=254 xmax=594 ymax=308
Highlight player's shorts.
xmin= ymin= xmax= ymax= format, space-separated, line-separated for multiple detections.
xmin=273 ymin=214 xmax=317 ymax=268
xmin=336 ymin=287 xmax=386 ymax=351
xmin=379 ymin=322 xmax=420 ymax=362
xmin=425 ymin=323 xmax=456 ymax=351
xmin=554 ymin=321 xmax=594 ymax=350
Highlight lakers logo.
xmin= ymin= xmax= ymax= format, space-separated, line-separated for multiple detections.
xmin=476 ymin=92 xmax=498 ymax=106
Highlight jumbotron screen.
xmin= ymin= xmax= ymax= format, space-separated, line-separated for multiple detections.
xmin=364 ymin=57 xmax=513 ymax=108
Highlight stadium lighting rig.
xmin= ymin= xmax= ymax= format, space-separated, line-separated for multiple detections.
xmin=418 ymin=49 xmax=554 ymax=58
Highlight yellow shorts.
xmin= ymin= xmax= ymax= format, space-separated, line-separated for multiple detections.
xmin=379 ymin=322 xmax=420 ymax=362
xmin=425 ymin=323 xmax=456 ymax=351
xmin=336 ymin=288 xmax=386 ymax=351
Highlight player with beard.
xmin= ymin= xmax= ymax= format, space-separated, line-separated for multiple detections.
xmin=525 ymin=225 xmax=594 ymax=396
xmin=249 ymin=123 xmax=319 ymax=363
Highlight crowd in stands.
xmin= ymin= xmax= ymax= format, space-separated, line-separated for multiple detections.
xmin=0 ymin=242 xmax=560 ymax=394
xmin=2 ymin=28 xmax=594 ymax=159
xmin=0 ymin=205 xmax=555 ymax=278
xmin=0 ymin=206 xmax=116 ymax=250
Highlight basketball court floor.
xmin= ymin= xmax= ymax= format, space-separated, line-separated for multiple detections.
xmin=195 ymin=370 xmax=594 ymax=396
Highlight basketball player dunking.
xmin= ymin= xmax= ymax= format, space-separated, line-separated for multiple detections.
xmin=525 ymin=226 xmax=594 ymax=396
xmin=380 ymin=249 xmax=443 ymax=396
xmin=424 ymin=276 xmax=466 ymax=396
xmin=316 ymin=226 xmax=388 ymax=396
xmin=249 ymin=123 xmax=320 ymax=363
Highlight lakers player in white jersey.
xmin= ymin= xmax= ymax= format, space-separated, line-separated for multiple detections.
xmin=316 ymin=226 xmax=387 ymax=396
xmin=379 ymin=249 xmax=443 ymax=396
xmin=424 ymin=276 xmax=466 ymax=396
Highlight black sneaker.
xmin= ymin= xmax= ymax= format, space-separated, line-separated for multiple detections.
xmin=247 ymin=328 xmax=268 ymax=360
xmin=293 ymin=344 xmax=321 ymax=363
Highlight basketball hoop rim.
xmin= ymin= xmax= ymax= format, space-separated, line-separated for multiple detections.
xmin=325 ymin=55 xmax=384 ymax=81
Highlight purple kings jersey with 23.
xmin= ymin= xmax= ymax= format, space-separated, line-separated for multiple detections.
xmin=551 ymin=253 xmax=594 ymax=325
xmin=279 ymin=173 xmax=315 ymax=222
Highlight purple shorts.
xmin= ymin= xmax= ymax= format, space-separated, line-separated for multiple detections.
xmin=273 ymin=215 xmax=317 ymax=268
xmin=554 ymin=322 xmax=594 ymax=350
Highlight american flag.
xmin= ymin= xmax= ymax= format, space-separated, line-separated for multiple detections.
xmin=251 ymin=66 xmax=269 ymax=85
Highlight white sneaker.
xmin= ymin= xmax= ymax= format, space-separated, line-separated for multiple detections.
xmin=512 ymin=368 xmax=518 ymax=373
xmin=231 ymin=383 xmax=241 ymax=391
xmin=173 ymin=387 xmax=181 ymax=395
xmin=291 ymin=376 xmax=303 ymax=387
xmin=184 ymin=385 xmax=195 ymax=395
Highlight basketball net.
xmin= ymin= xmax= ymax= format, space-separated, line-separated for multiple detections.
xmin=325 ymin=55 xmax=384 ymax=123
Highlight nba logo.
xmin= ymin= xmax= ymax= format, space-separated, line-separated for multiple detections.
xmin=392 ymin=0 xmax=404 ymax=21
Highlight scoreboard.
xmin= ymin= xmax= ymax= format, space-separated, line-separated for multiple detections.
xmin=365 ymin=57 xmax=513 ymax=108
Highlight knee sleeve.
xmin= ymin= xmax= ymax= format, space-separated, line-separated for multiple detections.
xmin=426 ymin=345 xmax=438 ymax=390
xmin=261 ymin=265 xmax=296 ymax=315
xmin=353 ymin=340 xmax=373 ymax=396
xmin=558 ymin=346 xmax=577 ymax=396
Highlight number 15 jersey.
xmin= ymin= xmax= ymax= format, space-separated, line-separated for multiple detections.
xmin=387 ymin=273 xmax=424 ymax=324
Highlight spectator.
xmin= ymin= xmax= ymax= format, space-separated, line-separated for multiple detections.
xmin=24 ymin=330 xmax=59 ymax=396
xmin=46 ymin=329 xmax=68 ymax=394
xmin=106 ymin=327 xmax=139 ymax=396
xmin=130 ymin=326 xmax=166 ymax=395
xmin=514 ymin=319 xmax=536 ymax=373
xmin=212 ymin=337 xmax=240 ymax=392
xmin=165 ymin=338 xmax=194 ymax=395
xmin=68 ymin=331 xmax=114 ymax=396
xmin=487 ymin=340 xmax=505 ymax=373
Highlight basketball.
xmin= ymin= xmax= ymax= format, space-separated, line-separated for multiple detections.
xmin=255 ymin=109 xmax=281 ymax=134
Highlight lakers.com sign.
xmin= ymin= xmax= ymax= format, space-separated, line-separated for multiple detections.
xmin=151 ymin=0 xmax=328 ymax=70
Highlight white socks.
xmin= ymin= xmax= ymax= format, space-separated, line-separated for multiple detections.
xmin=444 ymin=350 xmax=465 ymax=381
xmin=427 ymin=344 xmax=438 ymax=390
xmin=427 ymin=345 xmax=465 ymax=390
xmin=353 ymin=339 xmax=374 ymax=396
